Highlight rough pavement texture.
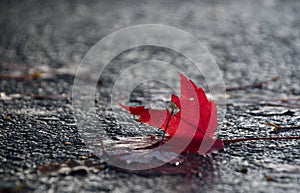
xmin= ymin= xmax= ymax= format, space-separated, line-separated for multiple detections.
xmin=0 ymin=0 xmax=300 ymax=192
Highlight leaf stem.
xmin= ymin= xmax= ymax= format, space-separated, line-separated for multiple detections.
xmin=223 ymin=136 xmax=300 ymax=144
xmin=160 ymin=102 xmax=175 ymax=145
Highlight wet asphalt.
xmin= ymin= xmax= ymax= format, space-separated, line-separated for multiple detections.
xmin=0 ymin=0 xmax=300 ymax=192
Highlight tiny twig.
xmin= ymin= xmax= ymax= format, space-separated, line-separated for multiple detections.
xmin=224 ymin=122 xmax=300 ymax=143
xmin=226 ymin=76 xmax=280 ymax=91
xmin=0 ymin=93 xmax=68 ymax=100
xmin=0 ymin=71 xmax=43 ymax=80
xmin=266 ymin=121 xmax=300 ymax=132
xmin=223 ymin=136 xmax=300 ymax=144
xmin=0 ymin=74 xmax=27 ymax=80
xmin=31 ymin=94 xmax=68 ymax=100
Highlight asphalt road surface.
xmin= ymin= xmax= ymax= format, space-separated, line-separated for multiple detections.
xmin=0 ymin=0 xmax=299 ymax=192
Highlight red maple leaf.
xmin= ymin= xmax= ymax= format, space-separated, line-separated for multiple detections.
xmin=120 ymin=73 xmax=224 ymax=154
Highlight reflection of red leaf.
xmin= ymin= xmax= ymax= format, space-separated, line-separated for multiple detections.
xmin=120 ymin=73 xmax=224 ymax=154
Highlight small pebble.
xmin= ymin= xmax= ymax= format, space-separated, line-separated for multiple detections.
xmin=66 ymin=159 xmax=80 ymax=168
xmin=266 ymin=175 xmax=276 ymax=181
xmin=150 ymin=134 xmax=156 ymax=140
xmin=236 ymin=166 xmax=248 ymax=173
xmin=4 ymin=115 xmax=11 ymax=120
xmin=80 ymin=156 xmax=88 ymax=160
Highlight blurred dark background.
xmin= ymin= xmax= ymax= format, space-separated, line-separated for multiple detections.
xmin=0 ymin=0 xmax=299 ymax=93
